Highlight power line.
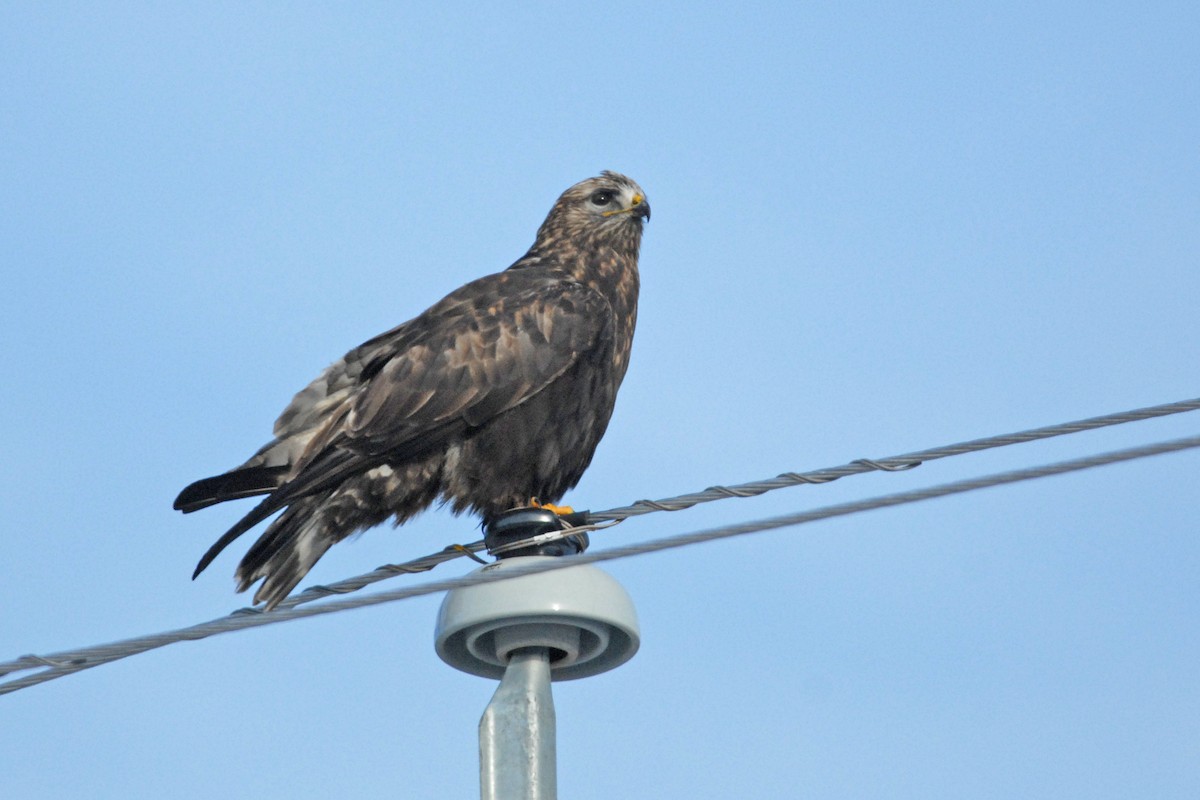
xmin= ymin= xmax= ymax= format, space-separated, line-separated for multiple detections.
xmin=3 ymin=430 xmax=1197 ymax=697
xmin=589 ymin=396 xmax=1200 ymax=521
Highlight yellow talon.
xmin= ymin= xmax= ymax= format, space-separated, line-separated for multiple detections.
xmin=529 ymin=498 xmax=575 ymax=516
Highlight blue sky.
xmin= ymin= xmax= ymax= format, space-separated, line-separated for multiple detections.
xmin=2 ymin=3 xmax=1198 ymax=798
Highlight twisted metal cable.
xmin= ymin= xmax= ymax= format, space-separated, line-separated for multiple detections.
xmin=587 ymin=397 xmax=1200 ymax=521
xmin=3 ymin=431 xmax=1198 ymax=697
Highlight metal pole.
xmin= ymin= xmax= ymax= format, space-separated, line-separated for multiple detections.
xmin=479 ymin=647 xmax=556 ymax=800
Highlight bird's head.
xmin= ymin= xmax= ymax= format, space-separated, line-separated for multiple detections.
xmin=536 ymin=171 xmax=650 ymax=248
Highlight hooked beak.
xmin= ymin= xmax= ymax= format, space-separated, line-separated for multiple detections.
xmin=633 ymin=198 xmax=651 ymax=222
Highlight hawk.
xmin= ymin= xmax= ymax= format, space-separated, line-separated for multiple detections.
xmin=175 ymin=171 xmax=649 ymax=609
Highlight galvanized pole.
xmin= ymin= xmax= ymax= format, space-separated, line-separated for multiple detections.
xmin=479 ymin=646 xmax=556 ymax=800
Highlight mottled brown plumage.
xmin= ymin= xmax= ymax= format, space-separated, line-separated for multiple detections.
xmin=175 ymin=172 xmax=649 ymax=608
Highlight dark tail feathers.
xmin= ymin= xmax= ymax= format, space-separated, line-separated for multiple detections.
xmin=173 ymin=466 xmax=289 ymax=513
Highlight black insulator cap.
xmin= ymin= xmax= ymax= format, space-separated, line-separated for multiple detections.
xmin=484 ymin=507 xmax=590 ymax=559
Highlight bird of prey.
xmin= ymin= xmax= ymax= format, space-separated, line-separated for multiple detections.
xmin=175 ymin=171 xmax=649 ymax=609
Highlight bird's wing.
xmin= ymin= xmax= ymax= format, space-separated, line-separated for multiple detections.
xmin=350 ymin=279 xmax=612 ymax=448
xmin=282 ymin=274 xmax=613 ymax=496
xmin=191 ymin=275 xmax=613 ymax=576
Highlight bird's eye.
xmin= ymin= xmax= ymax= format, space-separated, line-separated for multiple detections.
xmin=590 ymin=190 xmax=614 ymax=206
